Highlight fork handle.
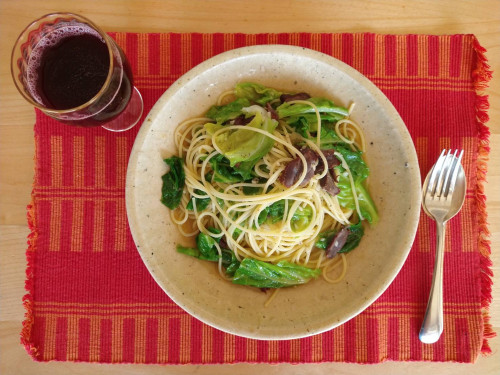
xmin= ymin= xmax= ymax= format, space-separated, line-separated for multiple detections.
xmin=419 ymin=220 xmax=446 ymax=344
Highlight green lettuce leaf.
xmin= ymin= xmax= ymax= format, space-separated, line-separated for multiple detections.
xmin=319 ymin=125 xmax=342 ymax=148
xmin=196 ymin=232 xmax=220 ymax=261
xmin=177 ymin=240 xmax=241 ymax=277
xmin=268 ymin=200 xmax=286 ymax=222
xmin=206 ymin=97 xmax=251 ymax=123
xmin=232 ymin=259 xmax=321 ymax=288
xmin=335 ymin=145 xmax=369 ymax=181
xmin=354 ymin=183 xmax=378 ymax=224
xmin=161 ymin=156 xmax=185 ymax=209
xmin=339 ymin=221 xmax=364 ymax=253
xmin=209 ymin=154 xmax=247 ymax=183
xmin=204 ymin=122 xmax=224 ymax=135
xmin=334 ymin=146 xmax=378 ymax=224
xmin=284 ymin=112 xmax=346 ymax=133
xmin=336 ymin=174 xmax=379 ymax=224
xmin=176 ymin=245 xmax=201 ymax=258
xmin=221 ymin=250 xmax=241 ymax=277
xmin=315 ymin=222 xmax=365 ymax=253
xmin=178 ymin=229 xmax=223 ymax=262
xmin=291 ymin=205 xmax=313 ymax=232
xmin=213 ymin=110 xmax=277 ymax=167
xmin=277 ymin=97 xmax=349 ymax=119
xmin=242 ymin=177 xmax=266 ymax=195
xmin=256 ymin=200 xmax=287 ymax=226
xmin=235 ymin=82 xmax=282 ymax=105
xmin=232 ymin=159 xmax=256 ymax=180
xmin=186 ymin=189 xmax=211 ymax=212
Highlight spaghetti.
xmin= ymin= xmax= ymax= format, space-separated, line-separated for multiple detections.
xmin=161 ymin=82 xmax=377 ymax=290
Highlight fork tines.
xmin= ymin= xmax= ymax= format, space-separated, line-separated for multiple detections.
xmin=428 ymin=149 xmax=464 ymax=200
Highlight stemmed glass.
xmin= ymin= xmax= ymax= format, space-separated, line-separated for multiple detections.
xmin=11 ymin=13 xmax=143 ymax=132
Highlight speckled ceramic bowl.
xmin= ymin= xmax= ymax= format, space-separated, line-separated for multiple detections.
xmin=126 ymin=45 xmax=421 ymax=340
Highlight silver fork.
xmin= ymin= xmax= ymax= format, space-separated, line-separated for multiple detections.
xmin=419 ymin=149 xmax=466 ymax=344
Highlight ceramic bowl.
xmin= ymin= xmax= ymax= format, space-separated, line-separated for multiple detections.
xmin=126 ymin=45 xmax=421 ymax=340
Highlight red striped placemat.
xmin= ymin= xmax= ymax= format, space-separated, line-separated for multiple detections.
xmin=22 ymin=33 xmax=493 ymax=363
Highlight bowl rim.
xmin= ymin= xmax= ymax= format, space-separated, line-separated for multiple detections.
xmin=126 ymin=44 xmax=422 ymax=340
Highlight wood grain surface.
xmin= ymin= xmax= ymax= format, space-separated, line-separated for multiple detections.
xmin=1 ymin=1 xmax=498 ymax=374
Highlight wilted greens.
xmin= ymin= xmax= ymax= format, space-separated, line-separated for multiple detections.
xmin=162 ymin=82 xmax=378 ymax=291
xmin=232 ymin=259 xmax=321 ymax=288
xmin=161 ymin=156 xmax=185 ymax=209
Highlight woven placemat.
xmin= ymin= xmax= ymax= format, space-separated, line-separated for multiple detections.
xmin=22 ymin=33 xmax=493 ymax=363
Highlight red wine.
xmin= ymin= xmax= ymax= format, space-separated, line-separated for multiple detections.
xmin=27 ymin=24 xmax=133 ymax=126
xmin=40 ymin=34 xmax=108 ymax=109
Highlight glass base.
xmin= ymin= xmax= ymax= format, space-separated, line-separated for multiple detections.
xmin=101 ymin=87 xmax=144 ymax=132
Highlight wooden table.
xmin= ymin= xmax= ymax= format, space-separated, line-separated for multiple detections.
xmin=1 ymin=1 xmax=498 ymax=374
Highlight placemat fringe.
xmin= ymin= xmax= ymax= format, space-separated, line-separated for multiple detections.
xmin=21 ymin=198 xmax=39 ymax=360
xmin=471 ymin=36 xmax=495 ymax=355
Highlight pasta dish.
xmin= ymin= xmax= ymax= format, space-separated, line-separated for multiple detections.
xmin=161 ymin=82 xmax=377 ymax=295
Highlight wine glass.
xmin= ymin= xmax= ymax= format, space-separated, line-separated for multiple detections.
xmin=11 ymin=12 xmax=143 ymax=132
